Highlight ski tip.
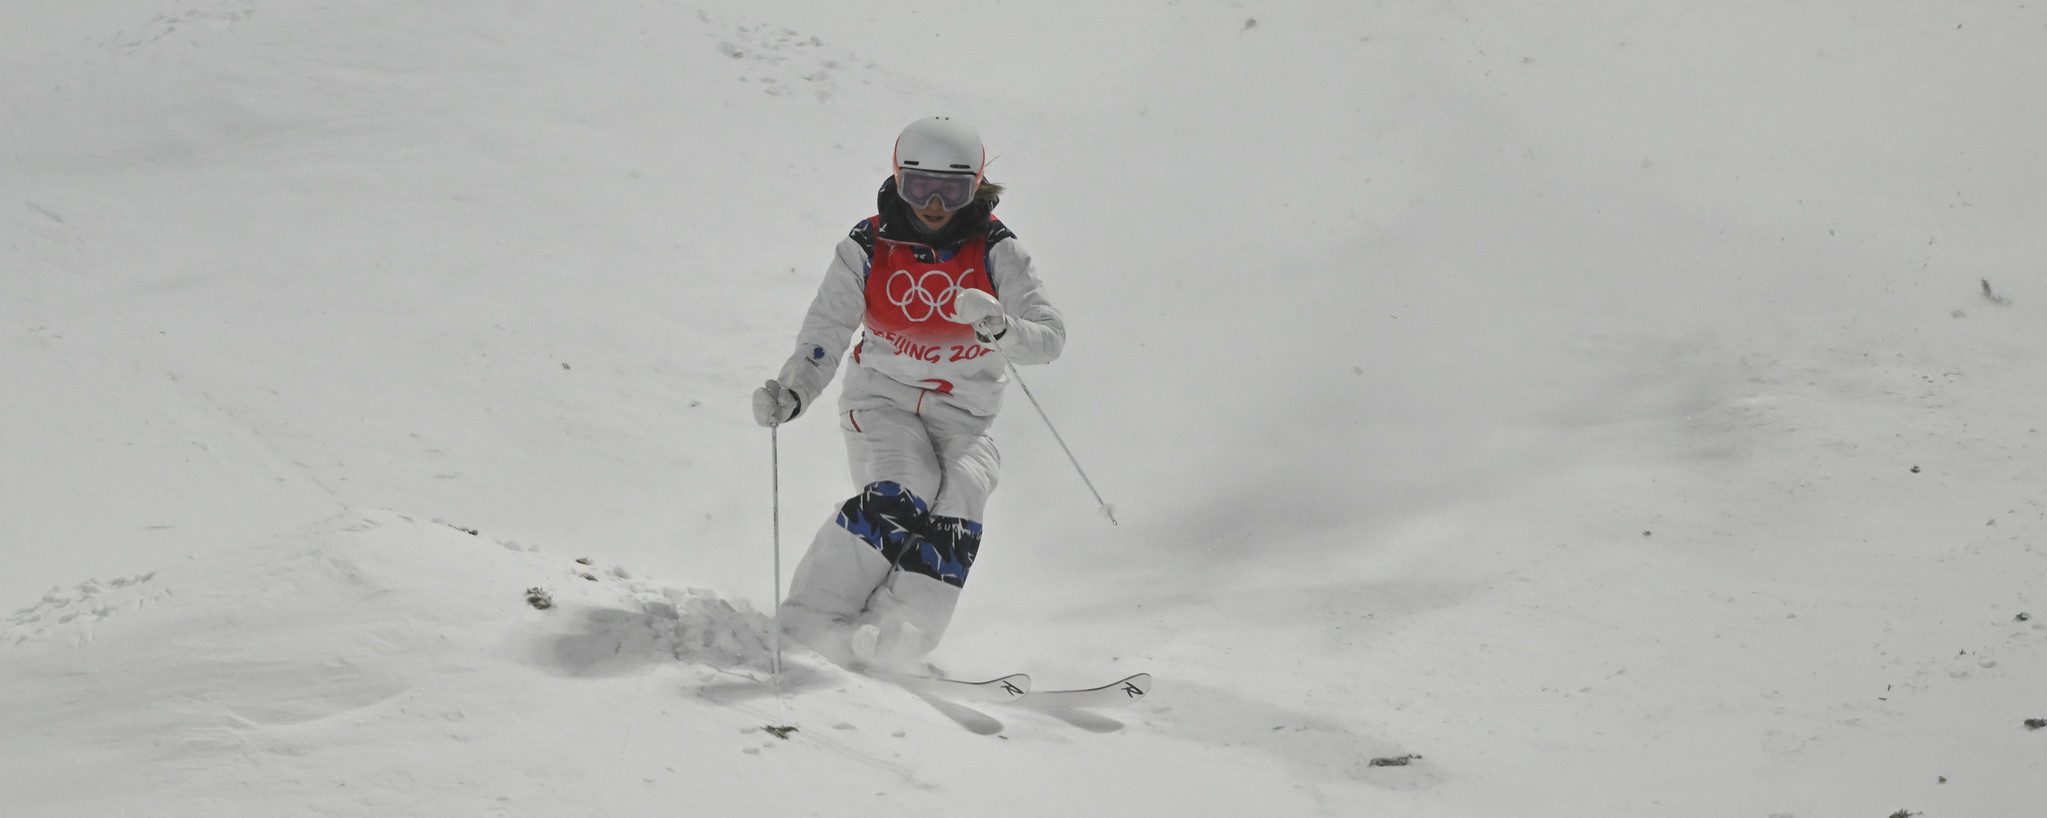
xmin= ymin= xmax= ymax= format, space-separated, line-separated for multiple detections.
xmin=1005 ymin=672 xmax=1153 ymax=710
xmin=989 ymin=672 xmax=1033 ymax=696
xmin=870 ymin=668 xmax=1033 ymax=701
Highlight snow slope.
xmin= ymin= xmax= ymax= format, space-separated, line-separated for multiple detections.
xmin=5 ymin=1 xmax=2046 ymax=816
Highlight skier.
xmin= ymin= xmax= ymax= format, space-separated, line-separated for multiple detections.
xmin=752 ymin=116 xmax=1066 ymax=671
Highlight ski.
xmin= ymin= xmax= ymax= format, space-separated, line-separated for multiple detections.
xmin=870 ymin=670 xmax=1032 ymax=704
xmin=1009 ymin=673 xmax=1152 ymax=709
xmin=867 ymin=669 xmax=1152 ymax=709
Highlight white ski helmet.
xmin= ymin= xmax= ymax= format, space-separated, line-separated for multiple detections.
xmin=893 ymin=116 xmax=985 ymax=180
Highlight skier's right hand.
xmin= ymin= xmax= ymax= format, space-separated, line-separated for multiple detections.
xmin=751 ymin=379 xmax=802 ymax=427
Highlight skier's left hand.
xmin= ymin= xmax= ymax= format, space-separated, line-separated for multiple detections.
xmin=950 ymin=289 xmax=1008 ymax=341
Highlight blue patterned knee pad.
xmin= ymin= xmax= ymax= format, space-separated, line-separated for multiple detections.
xmin=835 ymin=481 xmax=983 ymax=588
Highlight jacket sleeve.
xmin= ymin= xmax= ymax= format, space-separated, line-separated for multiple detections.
xmin=774 ymin=237 xmax=868 ymax=412
xmin=987 ymin=238 xmax=1066 ymax=365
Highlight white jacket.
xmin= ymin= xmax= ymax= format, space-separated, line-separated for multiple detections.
xmin=775 ymin=224 xmax=1065 ymax=418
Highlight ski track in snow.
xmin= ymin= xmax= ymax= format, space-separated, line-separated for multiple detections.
xmin=6 ymin=571 xmax=167 ymax=647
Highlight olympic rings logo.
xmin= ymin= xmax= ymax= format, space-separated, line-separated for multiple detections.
xmin=884 ymin=268 xmax=975 ymax=322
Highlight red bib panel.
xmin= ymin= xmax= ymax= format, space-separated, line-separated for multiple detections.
xmin=861 ymin=219 xmax=995 ymax=371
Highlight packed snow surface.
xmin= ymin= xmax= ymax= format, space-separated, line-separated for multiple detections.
xmin=4 ymin=1 xmax=2045 ymax=816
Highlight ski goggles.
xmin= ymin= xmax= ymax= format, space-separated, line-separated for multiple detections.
xmin=897 ymin=168 xmax=980 ymax=212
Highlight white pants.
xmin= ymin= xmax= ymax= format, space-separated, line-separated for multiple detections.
xmin=779 ymin=365 xmax=1001 ymax=667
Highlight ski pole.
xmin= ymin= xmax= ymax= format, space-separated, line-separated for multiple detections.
xmin=769 ymin=425 xmax=784 ymax=683
xmin=1006 ymin=362 xmax=1118 ymax=525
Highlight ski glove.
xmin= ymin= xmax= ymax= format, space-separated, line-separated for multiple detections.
xmin=751 ymin=379 xmax=802 ymax=427
xmin=950 ymin=289 xmax=1009 ymax=341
